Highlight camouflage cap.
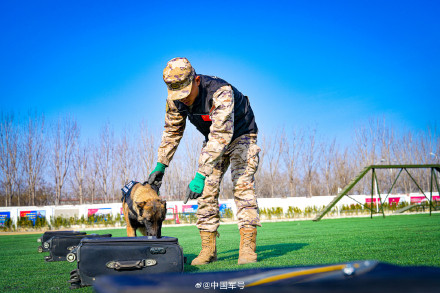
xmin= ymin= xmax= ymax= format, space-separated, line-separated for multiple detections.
xmin=163 ymin=57 xmax=195 ymax=101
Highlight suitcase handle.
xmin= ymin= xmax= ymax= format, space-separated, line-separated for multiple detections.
xmin=106 ymin=259 xmax=157 ymax=270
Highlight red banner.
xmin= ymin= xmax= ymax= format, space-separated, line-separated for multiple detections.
xmin=388 ymin=197 xmax=400 ymax=205
xmin=20 ymin=211 xmax=31 ymax=217
xmin=410 ymin=196 xmax=426 ymax=203
xmin=365 ymin=198 xmax=381 ymax=204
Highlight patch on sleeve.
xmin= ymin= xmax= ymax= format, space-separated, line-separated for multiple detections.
xmin=201 ymin=115 xmax=211 ymax=121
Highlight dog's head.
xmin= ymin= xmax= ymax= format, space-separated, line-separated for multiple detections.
xmin=133 ymin=184 xmax=167 ymax=237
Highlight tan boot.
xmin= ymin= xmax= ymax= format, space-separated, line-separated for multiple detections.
xmin=191 ymin=231 xmax=219 ymax=265
xmin=238 ymin=227 xmax=257 ymax=264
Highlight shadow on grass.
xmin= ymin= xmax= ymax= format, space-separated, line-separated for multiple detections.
xmin=184 ymin=254 xmax=200 ymax=272
xmin=184 ymin=243 xmax=308 ymax=272
xmin=219 ymin=243 xmax=308 ymax=261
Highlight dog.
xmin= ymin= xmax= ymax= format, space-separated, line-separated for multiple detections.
xmin=122 ymin=182 xmax=167 ymax=237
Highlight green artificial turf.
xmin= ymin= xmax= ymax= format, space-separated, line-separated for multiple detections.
xmin=0 ymin=214 xmax=439 ymax=292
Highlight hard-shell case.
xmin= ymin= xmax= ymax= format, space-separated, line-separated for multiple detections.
xmin=44 ymin=234 xmax=112 ymax=262
xmin=68 ymin=236 xmax=184 ymax=289
xmin=37 ymin=231 xmax=86 ymax=253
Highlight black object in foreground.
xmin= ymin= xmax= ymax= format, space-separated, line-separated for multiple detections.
xmin=37 ymin=230 xmax=86 ymax=253
xmin=93 ymin=260 xmax=440 ymax=293
xmin=68 ymin=236 xmax=184 ymax=289
xmin=44 ymin=233 xmax=112 ymax=262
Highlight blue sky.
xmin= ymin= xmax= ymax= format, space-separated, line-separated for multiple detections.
xmin=1 ymin=0 xmax=439 ymax=145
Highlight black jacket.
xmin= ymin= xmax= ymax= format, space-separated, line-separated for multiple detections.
xmin=173 ymin=75 xmax=258 ymax=142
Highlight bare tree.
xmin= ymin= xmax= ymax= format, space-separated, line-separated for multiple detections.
xmin=116 ymin=130 xmax=132 ymax=188
xmin=432 ymin=126 xmax=440 ymax=164
xmin=302 ymin=127 xmax=321 ymax=197
xmin=164 ymin=160 xmax=185 ymax=200
xmin=354 ymin=118 xmax=385 ymax=166
xmin=393 ymin=128 xmax=413 ymax=193
xmin=96 ymin=123 xmax=114 ymax=203
xmin=137 ymin=121 xmax=158 ymax=181
xmin=161 ymin=127 xmax=202 ymax=200
xmin=319 ymin=138 xmax=336 ymax=196
xmin=375 ymin=119 xmax=397 ymax=192
xmin=353 ymin=117 xmax=393 ymax=193
xmin=87 ymin=144 xmax=99 ymax=204
xmin=22 ymin=113 xmax=46 ymax=206
xmin=333 ymin=146 xmax=354 ymax=192
xmin=14 ymin=167 xmax=27 ymax=206
xmin=109 ymin=144 xmax=118 ymax=203
xmin=50 ymin=116 xmax=79 ymax=205
xmin=70 ymin=140 xmax=89 ymax=205
xmin=261 ymin=130 xmax=284 ymax=197
xmin=0 ymin=113 xmax=19 ymax=206
xmin=282 ymin=128 xmax=304 ymax=197
xmin=183 ymin=129 xmax=202 ymax=187
xmin=416 ymin=127 xmax=438 ymax=191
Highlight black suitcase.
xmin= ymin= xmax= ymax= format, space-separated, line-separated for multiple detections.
xmin=37 ymin=230 xmax=86 ymax=253
xmin=68 ymin=236 xmax=184 ymax=289
xmin=44 ymin=233 xmax=112 ymax=262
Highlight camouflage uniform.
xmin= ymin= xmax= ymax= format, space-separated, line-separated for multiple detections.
xmin=157 ymin=58 xmax=261 ymax=232
xmin=196 ymin=133 xmax=261 ymax=232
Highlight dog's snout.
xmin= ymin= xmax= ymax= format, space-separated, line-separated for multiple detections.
xmin=144 ymin=220 xmax=163 ymax=237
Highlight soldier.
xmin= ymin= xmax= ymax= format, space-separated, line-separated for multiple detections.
xmin=148 ymin=57 xmax=261 ymax=265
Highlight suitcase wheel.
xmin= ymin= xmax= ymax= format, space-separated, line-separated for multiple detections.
xmin=69 ymin=282 xmax=82 ymax=289
xmin=44 ymin=256 xmax=53 ymax=262
xmin=68 ymin=269 xmax=82 ymax=289
xmin=66 ymin=253 xmax=76 ymax=262
xmin=68 ymin=277 xmax=80 ymax=283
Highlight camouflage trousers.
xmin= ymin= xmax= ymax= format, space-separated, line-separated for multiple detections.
xmin=196 ymin=134 xmax=262 ymax=232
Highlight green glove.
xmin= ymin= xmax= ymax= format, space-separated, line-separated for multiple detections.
xmin=184 ymin=173 xmax=206 ymax=204
xmin=151 ymin=162 xmax=166 ymax=174
xmin=147 ymin=163 xmax=167 ymax=192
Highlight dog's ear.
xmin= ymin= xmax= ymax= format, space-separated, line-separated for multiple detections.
xmin=136 ymin=201 xmax=146 ymax=209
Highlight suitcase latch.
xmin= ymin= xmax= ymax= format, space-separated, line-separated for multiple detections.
xmin=143 ymin=259 xmax=157 ymax=267
xmin=150 ymin=247 xmax=166 ymax=254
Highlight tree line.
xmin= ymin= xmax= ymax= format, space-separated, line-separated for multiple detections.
xmin=0 ymin=112 xmax=439 ymax=207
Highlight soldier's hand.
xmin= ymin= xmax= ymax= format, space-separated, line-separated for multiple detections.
xmin=147 ymin=163 xmax=167 ymax=191
xmin=183 ymin=173 xmax=206 ymax=204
